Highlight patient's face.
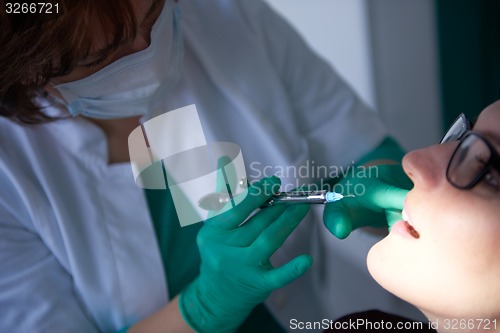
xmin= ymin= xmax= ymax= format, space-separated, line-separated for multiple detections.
xmin=368 ymin=101 xmax=500 ymax=319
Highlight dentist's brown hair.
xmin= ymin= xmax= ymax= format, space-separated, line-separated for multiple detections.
xmin=0 ymin=0 xmax=137 ymax=124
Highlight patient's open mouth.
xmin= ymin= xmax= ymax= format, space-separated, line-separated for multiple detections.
xmin=391 ymin=210 xmax=420 ymax=239
xmin=405 ymin=221 xmax=419 ymax=238
xmin=402 ymin=209 xmax=419 ymax=239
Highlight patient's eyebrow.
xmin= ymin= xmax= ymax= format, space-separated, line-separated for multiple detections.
xmin=484 ymin=132 xmax=500 ymax=152
xmin=491 ymin=135 xmax=500 ymax=149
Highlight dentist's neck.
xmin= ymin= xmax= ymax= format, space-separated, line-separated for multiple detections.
xmin=84 ymin=116 xmax=142 ymax=164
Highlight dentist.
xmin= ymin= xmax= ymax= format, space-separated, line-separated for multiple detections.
xmin=0 ymin=0 xmax=416 ymax=332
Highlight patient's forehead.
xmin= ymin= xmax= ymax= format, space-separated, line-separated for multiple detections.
xmin=477 ymin=100 xmax=500 ymax=125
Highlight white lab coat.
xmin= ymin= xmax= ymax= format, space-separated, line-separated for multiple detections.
xmin=0 ymin=0 xmax=424 ymax=332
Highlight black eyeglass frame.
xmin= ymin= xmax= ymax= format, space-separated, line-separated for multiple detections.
xmin=441 ymin=113 xmax=500 ymax=189
xmin=439 ymin=113 xmax=472 ymax=144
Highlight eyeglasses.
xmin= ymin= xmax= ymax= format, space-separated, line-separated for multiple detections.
xmin=440 ymin=113 xmax=500 ymax=189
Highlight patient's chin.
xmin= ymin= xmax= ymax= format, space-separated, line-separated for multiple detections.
xmin=366 ymin=241 xmax=386 ymax=284
xmin=366 ymin=238 xmax=405 ymax=297
xmin=367 ymin=239 xmax=424 ymax=310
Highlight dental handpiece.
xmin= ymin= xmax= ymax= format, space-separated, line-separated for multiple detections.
xmin=197 ymin=190 xmax=354 ymax=211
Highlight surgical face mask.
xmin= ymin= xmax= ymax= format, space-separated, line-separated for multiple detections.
xmin=53 ymin=1 xmax=183 ymax=119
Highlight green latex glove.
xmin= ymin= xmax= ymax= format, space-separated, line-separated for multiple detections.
xmin=179 ymin=176 xmax=312 ymax=333
xmin=323 ymin=138 xmax=413 ymax=239
xmin=324 ymin=164 xmax=412 ymax=239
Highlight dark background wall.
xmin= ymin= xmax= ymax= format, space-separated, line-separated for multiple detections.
xmin=436 ymin=0 xmax=500 ymax=127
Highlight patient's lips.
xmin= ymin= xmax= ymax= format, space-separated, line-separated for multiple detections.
xmin=391 ymin=209 xmax=420 ymax=239
xmin=391 ymin=221 xmax=419 ymax=239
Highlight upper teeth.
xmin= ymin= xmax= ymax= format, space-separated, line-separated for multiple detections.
xmin=402 ymin=209 xmax=410 ymax=224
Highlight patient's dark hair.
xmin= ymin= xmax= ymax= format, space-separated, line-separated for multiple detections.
xmin=0 ymin=0 xmax=137 ymax=124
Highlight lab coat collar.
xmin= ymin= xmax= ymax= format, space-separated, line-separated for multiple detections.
xmin=46 ymin=111 xmax=135 ymax=181
xmin=41 ymin=105 xmax=169 ymax=329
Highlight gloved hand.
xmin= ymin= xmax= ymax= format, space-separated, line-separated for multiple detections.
xmin=179 ymin=176 xmax=312 ymax=333
xmin=323 ymin=163 xmax=412 ymax=239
